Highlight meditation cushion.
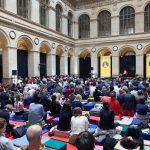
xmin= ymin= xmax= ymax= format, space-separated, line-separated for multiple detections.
xmin=89 ymin=116 xmax=100 ymax=125
xmin=52 ymin=117 xmax=60 ymax=125
xmin=142 ymin=129 xmax=150 ymax=140
xmin=84 ymin=103 xmax=94 ymax=111
xmin=46 ymin=116 xmax=54 ymax=123
xmin=89 ymin=108 xmax=100 ymax=117
xmin=13 ymin=135 xmax=49 ymax=147
xmin=53 ymin=129 xmax=70 ymax=138
xmin=44 ymin=139 xmax=66 ymax=150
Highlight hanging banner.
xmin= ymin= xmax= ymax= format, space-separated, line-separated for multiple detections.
xmin=146 ymin=54 xmax=150 ymax=78
xmin=100 ymin=56 xmax=111 ymax=77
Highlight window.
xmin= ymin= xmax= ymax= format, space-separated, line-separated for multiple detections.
xmin=56 ymin=4 xmax=62 ymax=32
xmin=17 ymin=0 xmax=30 ymax=19
xmin=145 ymin=3 xmax=150 ymax=32
xmin=98 ymin=10 xmax=111 ymax=37
xmin=79 ymin=14 xmax=90 ymax=39
xmin=120 ymin=6 xmax=135 ymax=35
xmin=39 ymin=0 xmax=49 ymax=27
xmin=68 ymin=12 xmax=73 ymax=37
xmin=0 ymin=0 xmax=4 ymax=8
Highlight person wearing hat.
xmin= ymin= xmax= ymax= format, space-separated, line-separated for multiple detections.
xmin=109 ymin=91 xmax=122 ymax=117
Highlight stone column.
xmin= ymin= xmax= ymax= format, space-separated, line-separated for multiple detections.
xmin=74 ymin=22 xmax=78 ymax=39
xmin=5 ymin=0 xmax=17 ymax=14
xmin=90 ymin=20 xmax=98 ymax=38
xmin=62 ymin=16 xmax=68 ymax=36
xmin=111 ymin=16 xmax=119 ymax=36
xmin=47 ymin=53 xmax=56 ymax=76
xmin=135 ymin=12 xmax=144 ymax=33
xmin=91 ymin=52 xmax=98 ymax=77
xmin=112 ymin=55 xmax=120 ymax=77
xmin=2 ymin=46 xmax=17 ymax=84
xmin=70 ymin=55 xmax=79 ymax=75
xmin=31 ymin=0 xmax=40 ymax=23
xmin=49 ymin=7 xmax=56 ymax=30
xmin=28 ymin=51 xmax=40 ymax=77
xmin=136 ymin=55 xmax=143 ymax=77
xmin=60 ymin=55 xmax=68 ymax=75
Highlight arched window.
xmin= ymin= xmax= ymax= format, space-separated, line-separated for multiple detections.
xmin=17 ymin=0 xmax=30 ymax=19
xmin=68 ymin=12 xmax=73 ymax=37
xmin=39 ymin=0 xmax=49 ymax=27
xmin=0 ymin=0 xmax=4 ymax=8
xmin=79 ymin=14 xmax=90 ymax=39
xmin=98 ymin=10 xmax=111 ymax=37
xmin=120 ymin=6 xmax=135 ymax=35
xmin=145 ymin=3 xmax=150 ymax=32
xmin=56 ymin=4 xmax=62 ymax=32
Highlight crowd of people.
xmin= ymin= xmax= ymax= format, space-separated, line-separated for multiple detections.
xmin=0 ymin=75 xmax=150 ymax=150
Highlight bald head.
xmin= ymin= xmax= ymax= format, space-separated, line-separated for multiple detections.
xmin=26 ymin=125 xmax=42 ymax=144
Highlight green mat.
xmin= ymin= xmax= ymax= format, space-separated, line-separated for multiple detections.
xmin=44 ymin=139 xmax=66 ymax=150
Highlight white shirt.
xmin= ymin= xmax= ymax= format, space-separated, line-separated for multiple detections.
xmin=0 ymin=134 xmax=14 ymax=150
xmin=71 ymin=116 xmax=89 ymax=135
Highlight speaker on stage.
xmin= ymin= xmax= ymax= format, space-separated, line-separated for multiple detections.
xmin=12 ymin=70 xmax=17 ymax=75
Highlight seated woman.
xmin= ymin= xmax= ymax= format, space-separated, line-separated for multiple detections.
xmin=0 ymin=118 xmax=14 ymax=150
xmin=57 ymin=102 xmax=72 ymax=131
xmin=72 ymin=94 xmax=83 ymax=109
xmin=14 ymin=95 xmax=24 ymax=116
xmin=136 ymin=98 xmax=149 ymax=124
xmin=28 ymin=93 xmax=45 ymax=126
xmin=93 ymin=101 xmax=115 ymax=137
xmin=70 ymin=107 xmax=89 ymax=144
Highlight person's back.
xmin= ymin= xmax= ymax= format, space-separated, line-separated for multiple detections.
xmin=28 ymin=103 xmax=45 ymax=122
xmin=99 ymin=108 xmax=114 ymax=130
xmin=49 ymin=95 xmax=61 ymax=116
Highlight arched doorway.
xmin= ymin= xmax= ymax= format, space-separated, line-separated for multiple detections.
xmin=0 ymin=31 xmax=8 ymax=83
xmin=56 ymin=45 xmax=63 ymax=76
xmin=144 ymin=47 xmax=150 ymax=78
xmin=17 ymin=37 xmax=33 ymax=78
xmin=119 ymin=48 xmax=136 ymax=77
xmin=79 ymin=50 xmax=91 ymax=78
xmin=39 ymin=42 xmax=50 ymax=78
xmin=98 ymin=49 xmax=112 ymax=78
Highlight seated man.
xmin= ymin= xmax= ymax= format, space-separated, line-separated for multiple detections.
xmin=21 ymin=125 xmax=46 ymax=150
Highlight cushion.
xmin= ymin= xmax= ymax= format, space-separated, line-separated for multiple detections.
xmin=52 ymin=117 xmax=60 ymax=125
xmin=121 ymin=125 xmax=129 ymax=136
xmin=13 ymin=135 xmax=49 ymax=147
xmin=44 ymin=139 xmax=66 ymax=150
xmin=46 ymin=116 xmax=54 ymax=123
xmin=142 ymin=129 xmax=150 ymax=140
xmin=89 ymin=116 xmax=100 ymax=125
xmin=53 ymin=129 xmax=70 ymax=138
xmin=131 ymin=119 xmax=142 ymax=125
xmin=89 ymin=108 xmax=100 ymax=117
xmin=84 ymin=103 xmax=94 ymax=111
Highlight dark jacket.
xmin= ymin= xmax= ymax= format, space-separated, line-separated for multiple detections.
xmin=122 ymin=93 xmax=136 ymax=111
xmin=49 ymin=100 xmax=61 ymax=116
xmin=57 ymin=110 xmax=72 ymax=131
xmin=99 ymin=109 xmax=114 ymax=130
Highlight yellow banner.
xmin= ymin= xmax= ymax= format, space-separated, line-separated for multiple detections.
xmin=146 ymin=54 xmax=150 ymax=78
xmin=100 ymin=56 xmax=111 ymax=77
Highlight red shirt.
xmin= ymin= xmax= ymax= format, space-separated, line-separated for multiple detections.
xmin=109 ymin=98 xmax=122 ymax=117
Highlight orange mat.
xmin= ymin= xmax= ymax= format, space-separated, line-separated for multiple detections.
xmin=43 ymin=132 xmax=69 ymax=143
xmin=67 ymin=144 xmax=77 ymax=150
xmin=9 ymin=121 xmax=26 ymax=126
